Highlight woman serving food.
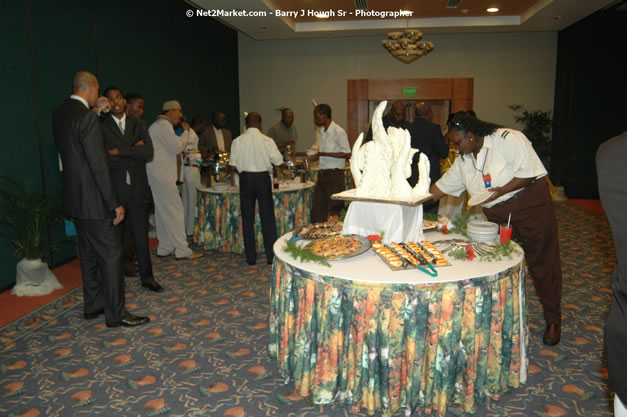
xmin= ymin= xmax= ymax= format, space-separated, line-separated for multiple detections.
xmin=428 ymin=112 xmax=563 ymax=346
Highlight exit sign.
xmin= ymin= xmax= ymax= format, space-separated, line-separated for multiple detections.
xmin=402 ymin=87 xmax=417 ymax=98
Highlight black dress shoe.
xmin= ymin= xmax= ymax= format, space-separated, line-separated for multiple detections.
xmin=543 ymin=323 xmax=561 ymax=346
xmin=106 ymin=314 xmax=150 ymax=328
xmin=84 ymin=309 xmax=104 ymax=320
xmin=141 ymin=281 xmax=164 ymax=292
xmin=124 ymin=263 xmax=138 ymax=277
xmin=247 ymin=260 xmax=256 ymax=265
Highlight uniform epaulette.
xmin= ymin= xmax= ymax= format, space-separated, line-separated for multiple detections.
xmin=501 ymin=130 xmax=511 ymax=139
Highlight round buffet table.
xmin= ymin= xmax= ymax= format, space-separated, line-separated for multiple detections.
xmin=194 ymin=181 xmax=314 ymax=253
xmin=269 ymin=232 xmax=528 ymax=417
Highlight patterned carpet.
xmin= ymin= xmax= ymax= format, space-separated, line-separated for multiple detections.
xmin=0 ymin=201 xmax=616 ymax=417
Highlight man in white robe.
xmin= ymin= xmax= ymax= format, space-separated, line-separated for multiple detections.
xmin=146 ymin=100 xmax=203 ymax=260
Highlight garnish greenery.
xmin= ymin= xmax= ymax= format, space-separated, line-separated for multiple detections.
xmin=423 ymin=212 xmax=438 ymax=221
xmin=284 ymin=241 xmax=331 ymax=267
xmin=451 ymin=213 xmax=471 ymax=238
xmin=479 ymin=241 xmax=519 ymax=262
xmin=448 ymin=240 xmax=520 ymax=262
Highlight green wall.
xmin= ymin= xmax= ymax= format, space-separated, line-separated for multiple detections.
xmin=552 ymin=9 xmax=627 ymax=198
xmin=0 ymin=0 xmax=239 ymax=290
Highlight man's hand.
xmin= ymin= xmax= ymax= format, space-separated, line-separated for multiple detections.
xmin=113 ymin=206 xmax=125 ymax=225
xmin=181 ymin=122 xmax=190 ymax=131
xmin=134 ymin=140 xmax=144 ymax=146
xmin=92 ymin=96 xmax=110 ymax=115
xmin=107 ymin=148 xmax=119 ymax=155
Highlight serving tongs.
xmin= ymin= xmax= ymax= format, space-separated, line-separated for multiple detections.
xmin=400 ymin=243 xmax=438 ymax=277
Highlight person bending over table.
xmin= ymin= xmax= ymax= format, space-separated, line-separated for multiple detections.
xmin=229 ymin=112 xmax=284 ymax=265
xmin=428 ymin=112 xmax=563 ymax=346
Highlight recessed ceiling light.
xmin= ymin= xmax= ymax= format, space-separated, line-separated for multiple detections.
xmin=487 ymin=7 xmax=499 ymax=13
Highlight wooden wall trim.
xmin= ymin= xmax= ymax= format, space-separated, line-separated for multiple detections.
xmin=346 ymin=78 xmax=473 ymax=142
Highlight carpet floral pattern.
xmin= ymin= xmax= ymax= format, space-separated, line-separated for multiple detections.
xmin=0 ymin=202 xmax=616 ymax=416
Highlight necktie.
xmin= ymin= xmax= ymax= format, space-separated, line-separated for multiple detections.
xmin=119 ymin=120 xmax=125 ymax=134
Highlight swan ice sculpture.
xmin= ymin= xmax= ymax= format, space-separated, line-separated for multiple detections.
xmin=350 ymin=100 xmax=431 ymax=200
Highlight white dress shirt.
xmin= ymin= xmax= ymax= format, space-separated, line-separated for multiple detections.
xmin=230 ymin=127 xmax=283 ymax=173
xmin=436 ymin=128 xmax=547 ymax=208
xmin=113 ymin=113 xmax=126 ymax=133
xmin=319 ymin=121 xmax=350 ymax=170
xmin=70 ymin=95 xmax=89 ymax=109
xmin=213 ymin=126 xmax=225 ymax=152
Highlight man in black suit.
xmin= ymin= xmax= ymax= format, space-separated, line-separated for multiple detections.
xmin=597 ymin=131 xmax=627 ymax=415
xmin=408 ymin=102 xmax=449 ymax=214
xmin=52 ymin=71 xmax=149 ymax=327
xmin=102 ymin=87 xmax=163 ymax=292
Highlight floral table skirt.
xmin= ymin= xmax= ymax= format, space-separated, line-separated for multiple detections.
xmin=194 ymin=184 xmax=314 ymax=253
xmin=269 ymin=257 xmax=528 ymax=417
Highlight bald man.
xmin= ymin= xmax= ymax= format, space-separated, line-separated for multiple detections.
xmin=267 ymin=108 xmax=297 ymax=158
xmin=364 ymin=101 xmax=409 ymax=142
xmin=52 ymin=71 xmax=149 ymax=328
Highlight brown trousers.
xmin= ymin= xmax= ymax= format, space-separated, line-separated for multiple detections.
xmin=483 ymin=177 xmax=562 ymax=325
xmin=311 ymin=169 xmax=346 ymax=223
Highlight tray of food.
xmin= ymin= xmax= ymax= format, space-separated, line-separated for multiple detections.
xmin=422 ymin=219 xmax=438 ymax=231
xmin=304 ymin=234 xmax=370 ymax=260
xmin=294 ymin=221 xmax=344 ymax=239
xmin=371 ymin=240 xmax=450 ymax=271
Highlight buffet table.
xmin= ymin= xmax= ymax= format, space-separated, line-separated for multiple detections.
xmin=194 ymin=181 xmax=315 ymax=253
xmin=269 ymin=232 xmax=528 ymax=417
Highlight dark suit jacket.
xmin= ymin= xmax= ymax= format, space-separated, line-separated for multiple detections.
xmin=52 ymin=98 xmax=119 ymax=220
xmin=363 ymin=114 xmax=410 ymax=143
xmin=101 ymin=115 xmax=154 ymax=205
xmin=199 ymin=126 xmax=232 ymax=154
xmin=596 ymin=132 xmax=627 ymax=401
xmin=408 ymin=118 xmax=448 ymax=186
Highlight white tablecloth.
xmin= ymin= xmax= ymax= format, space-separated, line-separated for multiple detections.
xmin=342 ymin=201 xmax=424 ymax=243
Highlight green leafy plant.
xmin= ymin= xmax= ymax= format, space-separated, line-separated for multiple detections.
xmin=0 ymin=178 xmax=62 ymax=260
xmin=508 ymin=104 xmax=553 ymax=170
xmin=451 ymin=213 xmax=471 ymax=238
xmin=284 ymin=241 xmax=331 ymax=267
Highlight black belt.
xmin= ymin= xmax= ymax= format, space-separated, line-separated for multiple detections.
xmin=183 ymin=162 xmax=200 ymax=167
xmin=240 ymin=171 xmax=268 ymax=175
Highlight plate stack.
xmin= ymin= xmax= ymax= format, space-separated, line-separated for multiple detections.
xmin=467 ymin=221 xmax=499 ymax=243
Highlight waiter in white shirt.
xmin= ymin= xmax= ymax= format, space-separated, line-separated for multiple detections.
xmin=309 ymin=104 xmax=351 ymax=223
xmin=229 ymin=112 xmax=283 ymax=265
xmin=429 ymin=112 xmax=562 ymax=346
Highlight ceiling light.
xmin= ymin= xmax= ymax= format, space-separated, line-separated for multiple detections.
xmin=487 ymin=7 xmax=499 ymax=13
xmin=382 ymin=29 xmax=434 ymax=64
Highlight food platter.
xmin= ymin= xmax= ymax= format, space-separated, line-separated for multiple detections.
xmin=331 ymin=189 xmax=433 ymax=207
xmin=423 ymin=219 xmax=438 ymax=231
xmin=294 ymin=222 xmax=343 ymax=239
xmin=304 ymin=234 xmax=371 ymax=261
xmin=371 ymin=241 xmax=450 ymax=271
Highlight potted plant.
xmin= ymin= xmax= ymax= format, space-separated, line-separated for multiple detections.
xmin=508 ymin=104 xmax=553 ymax=170
xmin=0 ymin=177 xmax=63 ymax=296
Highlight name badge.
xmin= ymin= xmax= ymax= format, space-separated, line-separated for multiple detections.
xmin=483 ymin=174 xmax=492 ymax=188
